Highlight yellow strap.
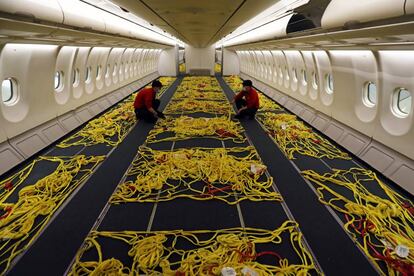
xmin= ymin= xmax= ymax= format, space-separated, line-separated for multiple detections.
xmin=68 ymin=221 xmax=320 ymax=276
xmin=0 ymin=155 xmax=104 ymax=274
xmin=111 ymin=146 xmax=282 ymax=205
xmin=302 ymin=168 xmax=414 ymax=275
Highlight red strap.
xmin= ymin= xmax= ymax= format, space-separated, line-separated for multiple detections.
xmin=0 ymin=207 xmax=12 ymax=220
xmin=207 ymin=184 xmax=233 ymax=195
xmin=256 ymin=251 xmax=282 ymax=260
xmin=347 ymin=214 xmax=414 ymax=275
xmin=4 ymin=181 xmax=13 ymax=191
xmin=215 ymin=129 xmax=236 ymax=138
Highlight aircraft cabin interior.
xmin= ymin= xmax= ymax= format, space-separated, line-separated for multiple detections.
xmin=0 ymin=0 xmax=414 ymax=275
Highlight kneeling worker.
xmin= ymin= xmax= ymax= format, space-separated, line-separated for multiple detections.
xmin=231 ymin=80 xmax=259 ymax=119
xmin=134 ymin=80 xmax=166 ymax=123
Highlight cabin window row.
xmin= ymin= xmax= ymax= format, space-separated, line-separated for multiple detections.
xmin=247 ymin=63 xmax=412 ymax=117
xmin=55 ymin=62 xmax=143 ymax=90
xmin=1 ymin=60 xmax=154 ymax=106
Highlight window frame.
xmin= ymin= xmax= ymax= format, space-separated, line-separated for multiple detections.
xmin=312 ymin=71 xmax=318 ymax=89
xmin=54 ymin=71 xmax=64 ymax=91
xmin=72 ymin=68 xmax=80 ymax=87
xmin=326 ymin=73 xmax=334 ymax=94
xmin=1 ymin=78 xmax=18 ymax=106
xmin=302 ymin=69 xmax=307 ymax=85
xmin=393 ymin=87 xmax=412 ymax=117
xmin=363 ymin=81 xmax=377 ymax=108
xmin=85 ymin=67 xmax=91 ymax=83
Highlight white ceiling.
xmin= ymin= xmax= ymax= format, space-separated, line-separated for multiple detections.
xmin=110 ymin=0 xmax=279 ymax=47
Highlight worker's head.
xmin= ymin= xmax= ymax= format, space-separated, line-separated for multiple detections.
xmin=152 ymin=80 xmax=163 ymax=92
xmin=242 ymin=80 xmax=253 ymax=92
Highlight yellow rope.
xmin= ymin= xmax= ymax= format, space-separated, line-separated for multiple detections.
xmin=111 ymin=146 xmax=281 ymax=205
xmin=179 ymin=63 xmax=186 ymax=73
xmin=0 ymin=155 xmax=104 ymax=274
xmin=178 ymin=76 xmax=223 ymax=93
xmin=258 ymin=112 xmax=350 ymax=160
xmin=165 ymin=98 xmax=233 ymax=115
xmin=58 ymin=77 xmax=175 ymax=148
xmin=172 ymin=90 xmax=227 ymax=101
xmin=69 ymin=221 xmax=320 ymax=275
xmin=146 ymin=115 xmax=246 ymax=144
xmin=302 ymin=168 xmax=414 ymax=275
xmin=224 ymin=76 xmax=282 ymax=111
xmin=215 ymin=63 xmax=222 ymax=73
xmin=57 ymin=100 xmax=136 ymax=148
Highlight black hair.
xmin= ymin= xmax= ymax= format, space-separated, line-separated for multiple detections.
xmin=242 ymin=80 xmax=253 ymax=87
xmin=152 ymin=80 xmax=163 ymax=88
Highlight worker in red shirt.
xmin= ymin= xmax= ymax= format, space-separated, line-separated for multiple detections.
xmin=231 ymin=80 xmax=259 ymax=120
xmin=134 ymin=80 xmax=166 ymax=123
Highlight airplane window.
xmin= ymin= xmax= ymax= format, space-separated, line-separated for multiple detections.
xmin=302 ymin=69 xmax=307 ymax=85
xmin=326 ymin=74 xmax=334 ymax=94
xmin=292 ymin=68 xmax=297 ymax=82
xmin=113 ymin=64 xmax=117 ymax=76
xmin=364 ymin=82 xmax=377 ymax=107
xmin=105 ymin=65 xmax=110 ymax=78
xmin=279 ymin=67 xmax=283 ymax=78
xmin=312 ymin=71 xmax=318 ymax=89
xmin=72 ymin=69 xmax=80 ymax=87
xmin=85 ymin=67 xmax=91 ymax=83
xmin=119 ymin=63 xmax=123 ymax=73
xmin=396 ymin=88 xmax=411 ymax=115
xmin=125 ymin=62 xmax=128 ymax=73
xmin=96 ymin=66 xmax=101 ymax=79
xmin=2 ymin=78 xmax=17 ymax=105
xmin=285 ymin=66 xmax=289 ymax=80
xmin=54 ymin=71 xmax=64 ymax=90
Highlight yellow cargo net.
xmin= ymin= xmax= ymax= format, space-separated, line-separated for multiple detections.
xmin=146 ymin=116 xmax=246 ymax=144
xmin=111 ymin=146 xmax=281 ymax=205
xmin=224 ymin=75 xmax=282 ymax=111
xmin=302 ymin=168 xmax=414 ymax=276
xmin=57 ymin=100 xmax=136 ymax=148
xmin=165 ymin=99 xmax=233 ymax=115
xmin=68 ymin=221 xmax=320 ymax=276
xmin=223 ymin=75 xmax=244 ymax=92
xmin=215 ymin=63 xmax=222 ymax=73
xmin=179 ymin=76 xmax=222 ymax=92
xmin=57 ymin=77 xmax=176 ymax=148
xmin=258 ymin=112 xmax=350 ymax=160
xmin=179 ymin=63 xmax=186 ymax=73
xmin=0 ymin=155 xmax=104 ymax=274
xmin=172 ymin=90 xmax=227 ymax=101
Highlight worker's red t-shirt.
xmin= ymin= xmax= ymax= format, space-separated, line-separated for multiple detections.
xmin=134 ymin=87 xmax=156 ymax=109
xmin=234 ymin=88 xmax=260 ymax=109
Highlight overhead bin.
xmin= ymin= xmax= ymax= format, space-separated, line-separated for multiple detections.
xmin=321 ymin=0 xmax=407 ymax=29
xmin=0 ymin=0 xmax=176 ymax=47
xmin=0 ymin=0 xmax=63 ymax=23
xmin=57 ymin=0 xmax=106 ymax=32
xmin=286 ymin=13 xmax=316 ymax=33
xmin=0 ymin=0 xmax=63 ymax=39
xmin=223 ymin=14 xmax=294 ymax=47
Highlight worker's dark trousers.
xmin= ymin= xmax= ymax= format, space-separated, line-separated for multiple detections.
xmin=235 ymin=99 xmax=258 ymax=119
xmin=135 ymin=99 xmax=161 ymax=123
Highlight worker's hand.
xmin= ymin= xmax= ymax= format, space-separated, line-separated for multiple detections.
xmin=152 ymin=110 xmax=159 ymax=118
xmin=230 ymin=99 xmax=235 ymax=104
